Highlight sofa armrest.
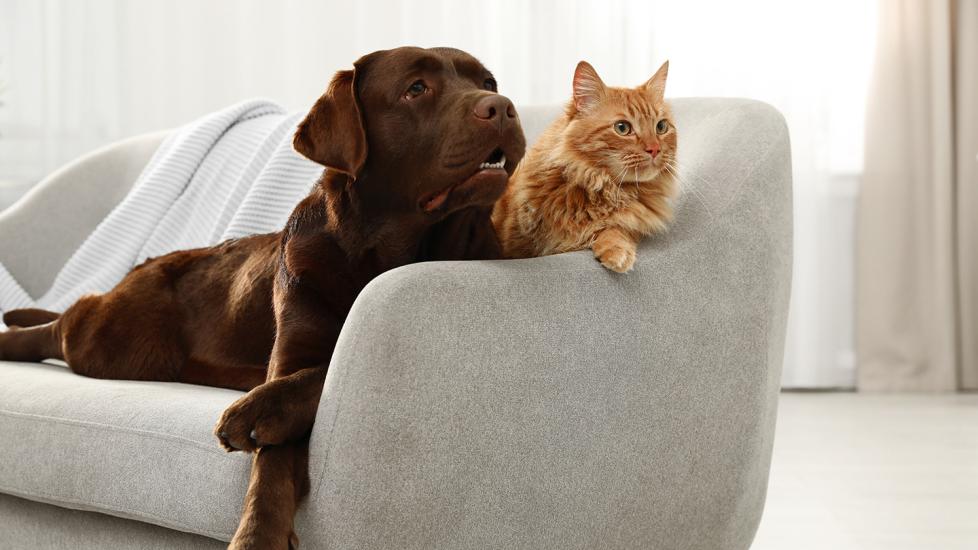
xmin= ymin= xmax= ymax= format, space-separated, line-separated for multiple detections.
xmin=297 ymin=98 xmax=793 ymax=549
xmin=0 ymin=131 xmax=169 ymax=299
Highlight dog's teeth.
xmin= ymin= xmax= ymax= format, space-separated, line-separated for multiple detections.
xmin=479 ymin=155 xmax=506 ymax=170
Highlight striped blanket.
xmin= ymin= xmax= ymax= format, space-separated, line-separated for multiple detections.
xmin=0 ymin=100 xmax=322 ymax=328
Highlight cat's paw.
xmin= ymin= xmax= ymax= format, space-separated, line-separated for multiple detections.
xmin=595 ymin=244 xmax=636 ymax=273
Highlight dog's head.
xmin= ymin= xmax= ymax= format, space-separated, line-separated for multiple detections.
xmin=294 ymin=46 xmax=526 ymax=218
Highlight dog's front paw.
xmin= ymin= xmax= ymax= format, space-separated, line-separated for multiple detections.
xmin=215 ymin=393 xmax=262 ymax=453
xmin=594 ymin=244 xmax=636 ymax=273
xmin=214 ymin=377 xmax=317 ymax=452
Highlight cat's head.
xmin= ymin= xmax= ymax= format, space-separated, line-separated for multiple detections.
xmin=561 ymin=60 xmax=676 ymax=183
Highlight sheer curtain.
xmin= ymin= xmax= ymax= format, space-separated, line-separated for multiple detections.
xmin=0 ymin=0 xmax=877 ymax=388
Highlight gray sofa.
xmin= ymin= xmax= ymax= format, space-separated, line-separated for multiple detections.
xmin=0 ymin=98 xmax=792 ymax=549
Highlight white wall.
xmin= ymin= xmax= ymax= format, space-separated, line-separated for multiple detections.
xmin=0 ymin=0 xmax=877 ymax=387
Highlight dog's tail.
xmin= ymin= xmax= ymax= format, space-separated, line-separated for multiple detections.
xmin=3 ymin=308 xmax=61 ymax=328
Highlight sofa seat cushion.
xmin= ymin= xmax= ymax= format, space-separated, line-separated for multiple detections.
xmin=0 ymin=361 xmax=250 ymax=541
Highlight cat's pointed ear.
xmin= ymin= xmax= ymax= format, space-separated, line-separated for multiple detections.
xmin=644 ymin=60 xmax=669 ymax=102
xmin=573 ymin=61 xmax=606 ymax=113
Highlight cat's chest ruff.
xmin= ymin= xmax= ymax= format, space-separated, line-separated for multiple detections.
xmin=537 ymin=183 xmax=627 ymax=234
xmin=549 ymin=177 xmax=667 ymax=237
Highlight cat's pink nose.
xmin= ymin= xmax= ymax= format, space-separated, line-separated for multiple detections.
xmin=646 ymin=142 xmax=660 ymax=158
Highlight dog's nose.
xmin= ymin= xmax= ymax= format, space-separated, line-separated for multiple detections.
xmin=473 ymin=95 xmax=516 ymax=122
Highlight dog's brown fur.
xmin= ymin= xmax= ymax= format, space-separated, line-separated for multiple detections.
xmin=0 ymin=46 xmax=526 ymax=549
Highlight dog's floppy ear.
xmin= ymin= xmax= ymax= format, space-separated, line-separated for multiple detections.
xmin=293 ymin=69 xmax=367 ymax=178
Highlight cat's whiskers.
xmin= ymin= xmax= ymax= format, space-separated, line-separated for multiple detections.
xmin=671 ymin=161 xmax=717 ymax=190
xmin=665 ymin=161 xmax=714 ymax=223
xmin=609 ymin=165 xmax=627 ymax=209
xmin=615 ymin=168 xmax=627 ymax=209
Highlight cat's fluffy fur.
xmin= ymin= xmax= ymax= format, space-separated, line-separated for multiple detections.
xmin=492 ymin=61 xmax=677 ymax=273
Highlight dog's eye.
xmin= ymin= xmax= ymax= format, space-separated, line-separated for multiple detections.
xmin=656 ymin=119 xmax=669 ymax=134
xmin=483 ymin=78 xmax=497 ymax=92
xmin=406 ymin=80 xmax=428 ymax=98
xmin=613 ymin=120 xmax=633 ymax=136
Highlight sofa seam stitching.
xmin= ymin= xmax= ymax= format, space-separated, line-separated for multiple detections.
xmin=0 ymin=408 xmax=228 ymax=455
xmin=310 ymin=335 xmax=355 ymax=505
xmin=0 ymin=484 xmax=233 ymax=541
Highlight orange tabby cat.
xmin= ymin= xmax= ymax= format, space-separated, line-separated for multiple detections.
xmin=492 ymin=60 xmax=677 ymax=273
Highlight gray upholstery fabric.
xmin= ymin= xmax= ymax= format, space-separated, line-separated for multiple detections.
xmin=514 ymin=103 xmax=566 ymax=145
xmin=0 ymin=362 xmax=247 ymax=541
xmin=0 ymin=131 xmax=168 ymax=299
xmin=0 ymin=98 xmax=791 ymax=549
xmin=0 ymin=493 xmax=223 ymax=549
xmin=295 ymin=98 xmax=793 ymax=549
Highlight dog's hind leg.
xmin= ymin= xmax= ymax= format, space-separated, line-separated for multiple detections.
xmin=3 ymin=308 xmax=61 ymax=328
xmin=0 ymin=321 xmax=64 ymax=362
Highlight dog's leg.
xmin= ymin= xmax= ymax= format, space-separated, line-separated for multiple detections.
xmin=229 ymin=439 xmax=310 ymax=550
xmin=3 ymin=308 xmax=61 ymax=328
xmin=0 ymin=321 xmax=63 ymax=362
xmin=179 ymin=358 xmax=269 ymax=392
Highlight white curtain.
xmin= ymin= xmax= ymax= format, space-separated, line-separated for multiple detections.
xmin=0 ymin=0 xmax=877 ymax=388
xmin=857 ymin=0 xmax=978 ymax=391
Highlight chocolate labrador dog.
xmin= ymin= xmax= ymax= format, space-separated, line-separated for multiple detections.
xmin=0 ymin=46 xmax=526 ymax=549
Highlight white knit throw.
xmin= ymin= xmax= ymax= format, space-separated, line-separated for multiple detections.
xmin=0 ymin=100 xmax=322 ymax=327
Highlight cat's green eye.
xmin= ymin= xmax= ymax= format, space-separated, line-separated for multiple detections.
xmin=655 ymin=119 xmax=669 ymax=135
xmin=613 ymin=120 xmax=633 ymax=136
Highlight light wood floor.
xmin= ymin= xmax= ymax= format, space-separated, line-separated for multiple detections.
xmin=751 ymin=392 xmax=978 ymax=549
